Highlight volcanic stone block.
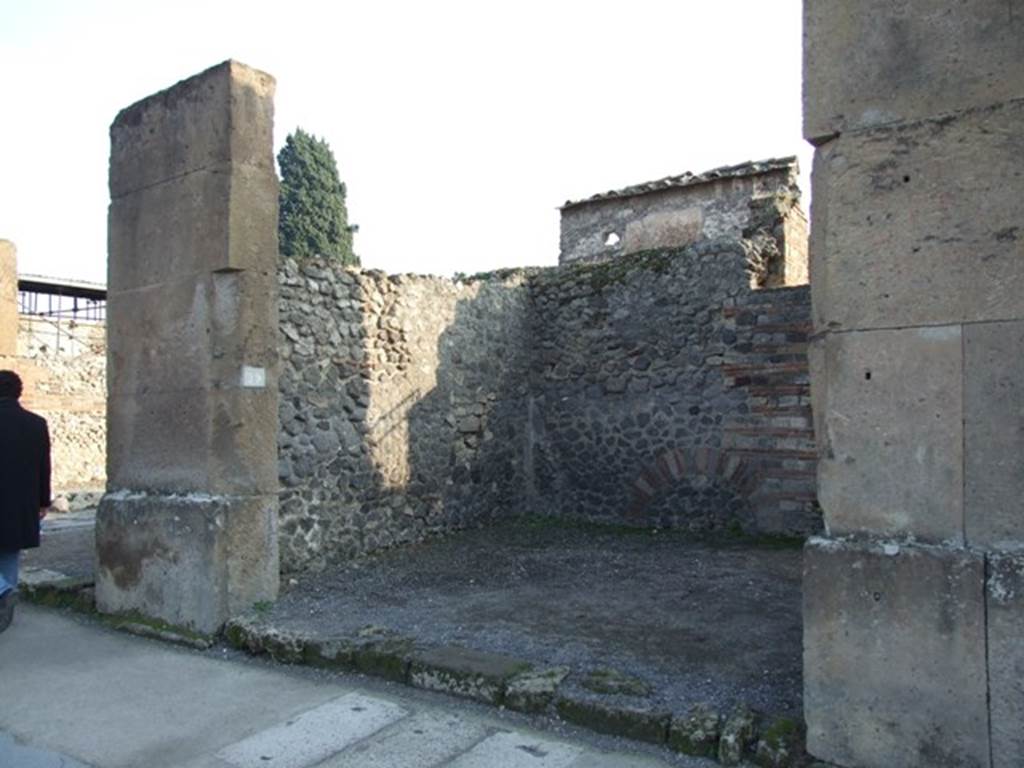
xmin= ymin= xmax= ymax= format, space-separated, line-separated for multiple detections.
xmin=107 ymin=386 xmax=277 ymax=496
xmin=101 ymin=60 xmax=279 ymax=633
xmin=987 ymin=552 xmax=1024 ymax=768
xmin=809 ymin=99 xmax=1024 ymax=332
xmin=108 ymin=162 xmax=277 ymax=292
xmin=109 ymin=60 xmax=275 ymax=198
xmin=803 ymin=0 xmax=1024 ymax=141
xmin=964 ymin=320 xmax=1024 ymax=548
xmin=106 ymin=270 xmax=278 ymax=397
xmin=812 ymin=326 xmax=963 ymax=541
xmin=0 ymin=239 xmax=16 ymax=355
xmin=409 ymin=646 xmax=532 ymax=705
xmin=95 ymin=493 xmax=278 ymax=635
xmin=803 ymin=539 xmax=989 ymax=768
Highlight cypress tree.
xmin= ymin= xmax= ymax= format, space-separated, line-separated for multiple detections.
xmin=277 ymin=128 xmax=358 ymax=266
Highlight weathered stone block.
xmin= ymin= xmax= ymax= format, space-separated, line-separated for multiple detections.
xmin=804 ymin=0 xmax=1024 ymax=141
xmin=108 ymin=162 xmax=278 ymax=292
xmin=988 ymin=552 xmax=1024 ymax=768
xmin=107 ymin=270 xmax=277 ymax=396
xmin=812 ymin=327 xmax=963 ymax=541
xmin=409 ymin=645 xmax=531 ymax=705
xmin=803 ymin=539 xmax=989 ymax=768
xmin=95 ymin=493 xmax=278 ymax=635
xmin=0 ymin=240 xmax=16 ymax=356
xmin=555 ymin=694 xmax=670 ymax=745
xmin=106 ymin=389 xmax=210 ymax=492
xmin=964 ymin=320 xmax=1024 ymax=548
xmin=504 ymin=666 xmax=569 ymax=714
xmin=109 ymin=60 xmax=275 ymax=198
xmin=668 ymin=703 xmax=721 ymax=758
xmin=719 ymin=704 xmax=757 ymax=766
xmin=107 ymin=386 xmax=277 ymax=496
xmin=809 ymin=100 xmax=1024 ymax=331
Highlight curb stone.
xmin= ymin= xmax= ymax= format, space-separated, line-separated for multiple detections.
xmin=19 ymin=569 xmax=95 ymax=614
xmin=669 ymin=702 xmax=722 ymax=758
xmin=408 ymin=645 xmax=532 ymax=705
xmin=719 ymin=704 xmax=758 ymax=766
xmin=505 ymin=666 xmax=571 ymax=714
xmin=555 ymin=692 xmax=671 ymax=745
xmin=223 ymin=614 xmax=817 ymax=767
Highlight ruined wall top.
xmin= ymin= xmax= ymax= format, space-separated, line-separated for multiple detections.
xmin=558 ymin=157 xmax=805 ymax=279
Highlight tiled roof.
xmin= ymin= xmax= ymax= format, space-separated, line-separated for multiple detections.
xmin=561 ymin=156 xmax=798 ymax=210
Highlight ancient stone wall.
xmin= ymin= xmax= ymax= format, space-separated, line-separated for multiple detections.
xmin=278 ymin=257 xmax=532 ymax=571
xmin=0 ymin=241 xmax=16 ymax=355
xmin=530 ymin=243 xmax=818 ymax=535
xmin=279 ymin=241 xmax=819 ymax=570
xmin=11 ymin=318 xmax=106 ymax=494
xmin=559 ymin=158 xmax=806 ymax=289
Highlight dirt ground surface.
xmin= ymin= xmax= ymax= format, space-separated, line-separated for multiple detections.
xmin=22 ymin=512 xmax=805 ymax=722
xmin=272 ymin=520 xmax=805 ymax=720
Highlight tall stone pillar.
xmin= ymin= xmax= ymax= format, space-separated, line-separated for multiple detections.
xmin=802 ymin=3 xmax=1023 ymax=767
xmin=0 ymin=240 xmax=17 ymax=356
xmin=96 ymin=61 xmax=280 ymax=635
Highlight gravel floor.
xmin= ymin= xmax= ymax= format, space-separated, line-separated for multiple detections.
xmin=271 ymin=520 xmax=805 ymax=719
xmin=21 ymin=511 xmax=805 ymax=720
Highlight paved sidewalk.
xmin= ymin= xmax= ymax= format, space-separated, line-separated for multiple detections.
xmin=0 ymin=606 xmax=701 ymax=768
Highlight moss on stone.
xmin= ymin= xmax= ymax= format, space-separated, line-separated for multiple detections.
xmin=556 ymin=695 xmax=670 ymax=745
xmin=352 ymin=637 xmax=414 ymax=683
xmin=101 ymin=609 xmax=212 ymax=648
xmin=303 ymin=638 xmax=356 ymax=671
xmin=21 ymin=580 xmax=96 ymax=614
xmin=754 ymin=716 xmax=807 ymax=768
xmin=668 ymin=703 xmax=722 ymax=758
xmin=222 ymin=621 xmax=250 ymax=649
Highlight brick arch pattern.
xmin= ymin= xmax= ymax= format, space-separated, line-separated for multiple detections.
xmin=627 ymin=446 xmax=762 ymax=518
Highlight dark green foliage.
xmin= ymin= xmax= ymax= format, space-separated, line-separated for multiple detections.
xmin=278 ymin=128 xmax=358 ymax=266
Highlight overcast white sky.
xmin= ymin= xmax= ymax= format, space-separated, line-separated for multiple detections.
xmin=0 ymin=0 xmax=810 ymax=284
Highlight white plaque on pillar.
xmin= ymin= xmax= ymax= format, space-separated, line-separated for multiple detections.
xmin=240 ymin=365 xmax=267 ymax=388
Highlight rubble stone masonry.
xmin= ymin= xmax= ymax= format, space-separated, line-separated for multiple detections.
xmin=277 ymin=242 xmax=819 ymax=572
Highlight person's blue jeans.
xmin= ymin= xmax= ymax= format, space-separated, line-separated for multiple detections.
xmin=0 ymin=550 xmax=18 ymax=596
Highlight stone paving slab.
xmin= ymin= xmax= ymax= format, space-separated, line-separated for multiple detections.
xmin=216 ymin=693 xmax=407 ymax=768
xmin=317 ymin=711 xmax=492 ymax=768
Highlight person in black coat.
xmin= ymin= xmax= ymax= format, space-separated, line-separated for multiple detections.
xmin=0 ymin=369 xmax=52 ymax=633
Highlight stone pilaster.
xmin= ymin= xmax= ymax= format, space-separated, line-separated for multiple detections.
xmin=96 ymin=61 xmax=280 ymax=634
xmin=803 ymin=2 xmax=1024 ymax=766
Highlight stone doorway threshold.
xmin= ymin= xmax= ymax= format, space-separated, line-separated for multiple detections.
xmin=20 ymin=515 xmax=812 ymax=766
